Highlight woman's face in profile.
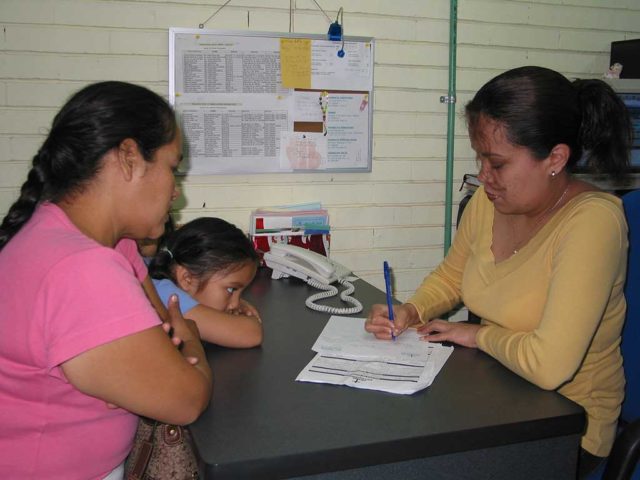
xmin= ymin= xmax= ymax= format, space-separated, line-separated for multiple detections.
xmin=135 ymin=130 xmax=182 ymax=240
xmin=472 ymin=117 xmax=552 ymax=216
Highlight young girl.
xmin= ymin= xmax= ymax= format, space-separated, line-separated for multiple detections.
xmin=148 ymin=217 xmax=263 ymax=348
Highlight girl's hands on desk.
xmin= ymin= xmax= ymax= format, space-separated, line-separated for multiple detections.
xmin=417 ymin=320 xmax=481 ymax=348
xmin=365 ymin=303 xmax=420 ymax=340
xmin=232 ymin=298 xmax=262 ymax=323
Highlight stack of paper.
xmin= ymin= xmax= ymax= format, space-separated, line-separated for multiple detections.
xmin=250 ymin=202 xmax=330 ymax=237
xmin=296 ymin=316 xmax=453 ymax=395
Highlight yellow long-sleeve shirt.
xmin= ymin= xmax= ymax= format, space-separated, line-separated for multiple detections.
xmin=408 ymin=186 xmax=627 ymax=457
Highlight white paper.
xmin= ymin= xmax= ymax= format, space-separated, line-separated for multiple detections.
xmin=176 ymin=94 xmax=293 ymax=175
xmin=325 ymin=93 xmax=369 ymax=169
xmin=173 ymin=33 xmax=294 ymax=174
xmin=311 ymin=41 xmax=373 ymax=91
xmin=283 ymin=93 xmax=369 ymax=171
xmin=297 ymin=353 xmax=436 ymax=395
xmin=293 ymin=91 xmax=325 ymax=122
xmin=279 ymin=132 xmax=328 ymax=171
xmin=174 ymin=34 xmax=288 ymax=98
xmin=311 ymin=316 xmax=432 ymax=361
xmin=297 ymin=316 xmax=454 ymax=395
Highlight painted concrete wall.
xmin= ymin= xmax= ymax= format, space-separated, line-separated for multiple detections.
xmin=0 ymin=0 xmax=638 ymax=298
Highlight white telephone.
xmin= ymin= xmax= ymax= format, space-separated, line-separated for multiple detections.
xmin=263 ymin=243 xmax=350 ymax=284
xmin=263 ymin=243 xmax=363 ymax=314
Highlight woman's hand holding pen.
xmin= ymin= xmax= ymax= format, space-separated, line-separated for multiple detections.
xmin=365 ymin=303 xmax=420 ymax=340
xmin=366 ymin=302 xmax=483 ymax=348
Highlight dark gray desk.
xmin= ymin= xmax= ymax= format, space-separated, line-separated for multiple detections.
xmin=190 ymin=268 xmax=585 ymax=479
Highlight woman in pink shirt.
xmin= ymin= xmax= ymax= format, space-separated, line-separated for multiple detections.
xmin=0 ymin=82 xmax=212 ymax=479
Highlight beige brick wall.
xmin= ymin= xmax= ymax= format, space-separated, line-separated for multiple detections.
xmin=0 ymin=0 xmax=638 ymax=300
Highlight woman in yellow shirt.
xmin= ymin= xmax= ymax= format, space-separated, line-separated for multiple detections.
xmin=365 ymin=66 xmax=634 ymax=478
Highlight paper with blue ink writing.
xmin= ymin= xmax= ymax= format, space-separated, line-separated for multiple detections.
xmin=297 ymin=316 xmax=453 ymax=395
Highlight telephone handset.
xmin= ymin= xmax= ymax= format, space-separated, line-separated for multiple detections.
xmin=263 ymin=243 xmax=362 ymax=314
xmin=263 ymin=243 xmax=350 ymax=284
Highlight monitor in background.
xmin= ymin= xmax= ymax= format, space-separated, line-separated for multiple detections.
xmin=621 ymin=91 xmax=640 ymax=170
xmin=610 ymin=39 xmax=640 ymax=79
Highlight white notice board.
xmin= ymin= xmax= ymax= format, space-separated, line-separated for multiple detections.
xmin=169 ymin=28 xmax=374 ymax=175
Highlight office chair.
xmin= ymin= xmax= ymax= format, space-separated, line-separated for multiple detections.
xmin=594 ymin=189 xmax=640 ymax=480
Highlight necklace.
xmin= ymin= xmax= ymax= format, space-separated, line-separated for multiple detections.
xmin=511 ymin=184 xmax=570 ymax=255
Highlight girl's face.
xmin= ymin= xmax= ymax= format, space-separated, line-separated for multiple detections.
xmin=191 ymin=261 xmax=258 ymax=312
xmin=472 ymin=116 xmax=552 ymax=215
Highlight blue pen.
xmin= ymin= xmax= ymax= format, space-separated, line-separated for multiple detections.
xmin=383 ymin=261 xmax=396 ymax=341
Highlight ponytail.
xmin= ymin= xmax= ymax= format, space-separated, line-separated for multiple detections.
xmin=466 ymin=66 xmax=633 ymax=177
xmin=145 ymin=215 xmax=177 ymax=281
xmin=573 ymin=79 xmax=633 ymax=176
xmin=0 ymin=155 xmax=47 ymax=249
xmin=148 ymin=248 xmax=176 ymax=281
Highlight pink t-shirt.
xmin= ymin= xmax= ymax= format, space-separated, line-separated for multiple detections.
xmin=0 ymin=203 xmax=160 ymax=479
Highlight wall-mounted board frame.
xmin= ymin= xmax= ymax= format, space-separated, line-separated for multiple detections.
xmin=169 ymin=28 xmax=375 ymax=175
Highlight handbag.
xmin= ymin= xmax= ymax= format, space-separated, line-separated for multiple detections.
xmin=125 ymin=416 xmax=200 ymax=480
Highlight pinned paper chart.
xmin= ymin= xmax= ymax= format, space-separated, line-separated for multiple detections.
xmin=170 ymin=28 xmax=374 ymax=174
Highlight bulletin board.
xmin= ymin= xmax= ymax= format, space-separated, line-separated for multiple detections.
xmin=169 ymin=28 xmax=374 ymax=175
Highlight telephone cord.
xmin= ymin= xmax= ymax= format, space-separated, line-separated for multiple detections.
xmin=305 ymin=278 xmax=363 ymax=314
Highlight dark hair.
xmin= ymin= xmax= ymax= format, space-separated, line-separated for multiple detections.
xmin=0 ymin=81 xmax=177 ymax=251
xmin=148 ymin=217 xmax=259 ymax=290
xmin=465 ymin=66 xmax=633 ymax=176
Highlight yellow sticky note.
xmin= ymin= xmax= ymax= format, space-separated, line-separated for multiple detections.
xmin=280 ymin=38 xmax=311 ymax=89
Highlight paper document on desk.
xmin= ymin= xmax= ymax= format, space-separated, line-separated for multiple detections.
xmin=296 ymin=316 xmax=453 ymax=395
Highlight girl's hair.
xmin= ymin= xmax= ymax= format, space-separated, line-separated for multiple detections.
xmin=148 ymin=217 xmax=259 ymax=290
xmin=0 ymin=81 xmax=177 ymax=251
xmin=465 ymin=66 xmax=633 ymax=176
